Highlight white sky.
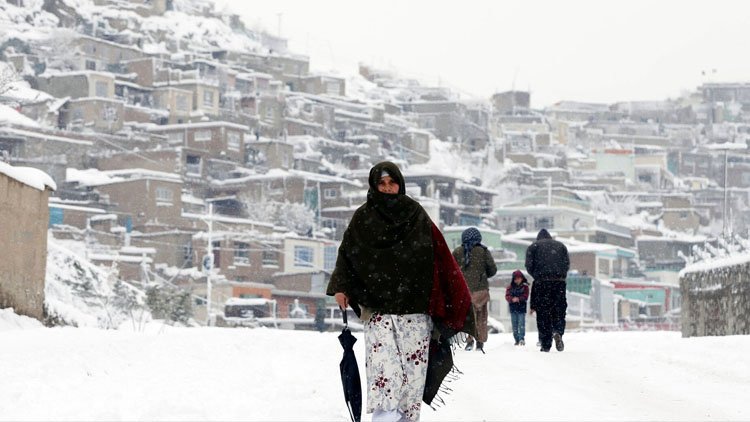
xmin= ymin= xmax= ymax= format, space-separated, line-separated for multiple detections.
xmin=214 ymin=0 xmax=750 ymax=108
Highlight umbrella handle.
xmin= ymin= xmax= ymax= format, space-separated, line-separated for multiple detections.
xmin=340 ymin=306 xmax=348 ymax=329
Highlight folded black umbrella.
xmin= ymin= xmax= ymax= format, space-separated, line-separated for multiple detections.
xmin=338 ymin=308 xmax=362 ymax=422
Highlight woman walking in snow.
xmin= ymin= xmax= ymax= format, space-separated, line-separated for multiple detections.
xmin=505 ymin=270 xmax=530 ymax=346
xmin=327 ymin=161 xmax=475 ymax=422
xmin=452 ymin=227 xmax=497 ymax=352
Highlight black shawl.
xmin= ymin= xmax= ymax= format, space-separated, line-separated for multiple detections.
xmin=326 ymin=162 xmax=434 ymax=315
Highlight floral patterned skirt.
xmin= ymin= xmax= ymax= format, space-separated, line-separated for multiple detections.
xmin=364 ymin=313 xmax=432 ymax=421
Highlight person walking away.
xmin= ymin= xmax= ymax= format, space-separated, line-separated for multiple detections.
xmin=505 ymin=270 xmax=529 ymax=346
xmin=327 ymin=161 xmax=475 ymax=421
xmin=452 ymin=227 xmax=497 ymax=352
xmin=525 ymin=229 xmax=569 ymax=352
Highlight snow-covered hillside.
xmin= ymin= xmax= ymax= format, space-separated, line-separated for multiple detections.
xmin=45 ymin=238 xmax=150 ymax=328
xmin=0 ymin=316 xmax=748 ymax=421
xmin=0 ymin=0 xmax=265 ymax=56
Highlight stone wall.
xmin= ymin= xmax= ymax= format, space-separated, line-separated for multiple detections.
xmin=680 ymin=260 xmax=750 ymax=337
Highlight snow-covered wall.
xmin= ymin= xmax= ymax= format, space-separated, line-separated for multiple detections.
xmin=0 ymin=165 xmax=53 ymax=321
xmin=680 ymin=255 xmax=750 ymax=337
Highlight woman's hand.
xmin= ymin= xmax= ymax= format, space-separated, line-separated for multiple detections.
xmin=334 ymin=292 xmax=349 ymax=309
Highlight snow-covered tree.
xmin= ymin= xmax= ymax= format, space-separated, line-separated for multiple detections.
xmin=145 ymin=285 xmax=193 ymax=324
xmin=244 ymin=200 xmax=315 ymax=235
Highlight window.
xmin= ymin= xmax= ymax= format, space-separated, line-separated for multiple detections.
xmin=155 ymin=187 xmax=173 ymax=203
xmin=167 ymin=131 xmax=184 ymax=145
xmin=194 ymin=129 xmax=211 ymax=142
xmin=182 ymin=243 xmax=193 ymax=265
xmin=326 ymin=81 xmax=340 ymax=95
xmin=202 ymin=90 xmax=214 ymax=107
xmin=323 ymin=188 xmax=338 ymax=199
xmin=262 ymin=250 xmax=279 ymax=266
xmin=186 ymin=154 xmax=201 ymax=175
xmin=413 ymin=137 xmax=428 ymax=151
xmin=294 ymin=246 xmax=314 ymax=267
xmin=85 ymin=60 xmax=96 ymax=70
xmin=515 ymin=218 xmax=527 ymax=231
xmin=598 ymin=258 xmax=610 ymax=276
xmin=234 ymin=242 xmax=250 ymax=265
xmin=95 ymin=81 xmax=108 ymax=97
xmin=322 ymin=219 xmax=338 ymax=230
xmin=324 ymin=245 xmax=337 ymax=271
xmin=265 ymin=106 xmax=274 ymax=120
xmin=175 ymin=94 xmax=189 ymax=112
xmin=212 ymin=241 xmax=221 ymax=267
xmin=535 ymin=216 xmax=553 ymax=230
xmin=101 ymin=106 xmax=118 ymax=123
xmin=227 ymin=131 xmax=241 ymax=151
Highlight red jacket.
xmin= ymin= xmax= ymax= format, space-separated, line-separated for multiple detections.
xmin=505 ymin=272 xmax=530 ymax=314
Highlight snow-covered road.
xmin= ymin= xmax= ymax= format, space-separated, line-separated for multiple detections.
xmin=1 ymin=317 xmax=748 ymax=421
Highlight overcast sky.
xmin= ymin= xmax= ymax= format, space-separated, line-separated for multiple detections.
xmin=215 ymin=0 xmax=750 ymax=108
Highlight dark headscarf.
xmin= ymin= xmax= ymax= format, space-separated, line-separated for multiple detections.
xmin=327 ymin=162 xmax=435 ymax=315
xmin=460 ymin=227 xmax=484 ymax=267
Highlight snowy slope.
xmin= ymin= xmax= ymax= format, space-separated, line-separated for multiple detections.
xmin=0 ymin=0 xmax=265 ymax=55
xmin=0 ymin=319 xmax=748 ymax=421
xmin=0 ymin=308 xmax=44 ymax=331
xmin=45 ymin=238 xmax=150 ymax=328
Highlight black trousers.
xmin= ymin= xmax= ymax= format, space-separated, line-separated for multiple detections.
xmin=533 ymin=280 xmax=567 ymax=350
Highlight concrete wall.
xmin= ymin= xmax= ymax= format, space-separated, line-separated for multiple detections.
xmin=152 ymin=87 xmax=192 ymax=123
xmin=680 ymin=261 xmax=750 ymax=337
xmin=97 ymin=179 xmax=182 ymax=228
xmin=65 ymin=98 xmax=124 ymax=133
xmin=0 ymin=174 xmax=50 ymax=320
xmin=96 ymin=149 xmax=180 ymax=174
xmin=569 ymin=252 xmax=596 ymax=277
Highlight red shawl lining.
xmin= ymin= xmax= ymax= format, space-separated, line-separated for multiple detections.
xmin=428 ymin=223 xmax=472 ymax=331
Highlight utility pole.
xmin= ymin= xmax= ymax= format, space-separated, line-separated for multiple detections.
xmin=205 ymin=202 xmax=213 ymax=326
xmin=723 ymin=149 xmax=729 ymax=239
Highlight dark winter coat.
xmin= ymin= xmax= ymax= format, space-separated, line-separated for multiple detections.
xmin=326 ymin=161 xmax=434 ymax=315
xmin=524 ymin=229 xmax=570 ymax=282
xmin=505 ymin=270 xmax=529 ymax=314
xmin=452 ymin=245 xmax=497 ymax=292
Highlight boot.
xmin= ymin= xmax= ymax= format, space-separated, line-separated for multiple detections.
xmin=464 ymin=340 xmax=474 ymax=351
xmin=553 ymin=332 xmax=564 ymax=352
xmin=476 ymin=341 xmax=484 ymax=352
